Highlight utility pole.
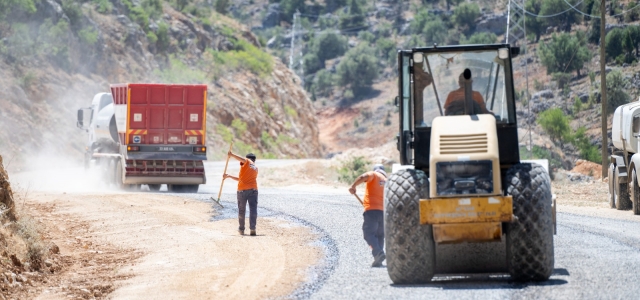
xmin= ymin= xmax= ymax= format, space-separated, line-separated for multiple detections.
xmin=289 ymin=11 xmax=297 ymax=70
xmin=600 ymin=0 xmax=608 ymax=178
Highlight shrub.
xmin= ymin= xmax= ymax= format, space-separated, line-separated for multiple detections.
xmin=261 ymin=131 xmax=275 ymax=149
xmin=142 ymin=0 xmax=163 ymax=19
xmin=338 ymin=156 xmax=371 ymax=183
xmin=606 ymin=69 xmax=631 ymax=113
xmin=572 ymin=127 xmax=600 ymax=163
xmin=231 ymin=119 xmax=247 ymax=136
xmin=78 ymin=28 xmax=99 ymax=46
xmin=537 ymin=108 xmax=570 ymax=145
xmin=156 ymin=22 xmax=170 ymax=51
xmin=216 ymin=124 xmax=233 ymax=143
xmin=93 ymin=0 xmax=113 ymax=14
xmin=461 ymin=32 xmax=498 ymax=45
xmin=284 ymin=105 xmax=297 ymax=117
xmin=552 ymin=72 xmax=572 ymax=90
xmin=573 ymin=96 xmax=582 ymax=114
xmin=146 ymin=31 xmax=158 ymax=44
xmin=61 ymin=0 xmax=82 ymax=28
xmin=215 ymin=0 xmax=229 ymax=14
xmin=453 ymin=2 xmax=480 ymax=34
xmin=154 ymin=56 xmax=207 ymax=83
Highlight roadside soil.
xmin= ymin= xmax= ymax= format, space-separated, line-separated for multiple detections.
xmin=3 ymin=191 xmax=321 ymax=300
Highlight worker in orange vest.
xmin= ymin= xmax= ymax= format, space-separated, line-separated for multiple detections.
xmin=349 ymin=164 xmax=387 ymax=267
xmin=223 ymin=151 xmax=258 ymax=236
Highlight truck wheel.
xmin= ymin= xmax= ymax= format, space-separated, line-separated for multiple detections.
xmin=384 ymin=169 xmax=435 ymax=284
xmin=186 ymin=185 xmax=199 ymax=193
xmin=609 ymin=163 xmax=616 ymax=209
xmin=148 ymin=184 xmax=161 ymax=192
xmin=115 ymin=159 xmax=125 ymax=190
xmin=614 ymin=167 xmax=632 ymax=210
xmin=632 ymin=170 xmax=640 ymax=215
xmin=504 ymin=163 xmax=554 ymax=282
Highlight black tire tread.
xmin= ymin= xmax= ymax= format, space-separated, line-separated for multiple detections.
xmin=384 ymin=169 xmax=435 ymax=284
xmin=504 ymin=163 xmax=554 ymax=282
xmin=609 ymin=163 xmax=616 ymax=209
xmin=615 ymin=167 xmax=632 ymax=210
xmin=632 ymin=170 xmax=640 ymax=215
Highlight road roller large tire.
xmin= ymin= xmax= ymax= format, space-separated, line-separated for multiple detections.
xmin=384 ymin=169 xmax=435 ymax=284
xmin=504 ymin=163 xmax=554 ymax=282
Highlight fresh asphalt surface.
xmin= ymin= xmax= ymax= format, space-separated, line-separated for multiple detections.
xmin=181 ymin=160 xmax=640 ymax=299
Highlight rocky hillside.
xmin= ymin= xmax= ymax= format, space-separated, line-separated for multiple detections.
xmin=0 ymin=0 xmax=321 ymax=171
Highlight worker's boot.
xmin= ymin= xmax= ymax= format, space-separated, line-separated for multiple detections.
xmin=250 ymin=230 xmax=256 ymax=236
xmin=238 ymin=229 xmax=244 ymax=235
xmin=371 ymin=252 xmax=386 ymax=267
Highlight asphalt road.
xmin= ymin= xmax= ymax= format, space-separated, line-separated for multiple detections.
xmin=191 ymin=161 xmax=640 ymax=300
xmin=15 ymin=159 xmax=639 ymax=299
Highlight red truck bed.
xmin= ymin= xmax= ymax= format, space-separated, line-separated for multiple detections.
xmin=108 ymin=84 xmax=209 ymax=186
xmin=110 ymin=83 xmax=207 ymax=146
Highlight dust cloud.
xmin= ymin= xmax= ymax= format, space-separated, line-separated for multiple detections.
xmin=10 ymin=151 xmax=115 ymax=194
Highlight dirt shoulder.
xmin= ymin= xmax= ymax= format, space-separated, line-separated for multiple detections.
xmin=4 ymin=192 xmax=321 ymax=300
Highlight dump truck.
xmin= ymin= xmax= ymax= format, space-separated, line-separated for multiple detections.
xmin=609 ymin=101 xmax=640 ymax=214
xmin=385 ymin=44 xmax=555 ymax=283
xmin=77 ymin=83 xmax=208 ymax=193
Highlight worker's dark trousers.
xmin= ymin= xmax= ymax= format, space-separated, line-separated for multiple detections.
xmin=363 ymin=210 xmax=384 ymax=257
xmin=237 ymin=189 xmax=258 ymax=231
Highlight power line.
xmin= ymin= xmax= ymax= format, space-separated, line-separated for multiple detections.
xmin=560 ymin=0 xmax=640 ymax=18
xmin=509 ymin=0 xmax=585 ymax=18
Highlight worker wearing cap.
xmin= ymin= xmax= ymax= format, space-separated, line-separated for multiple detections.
xmin=223 ymin=151 xmax=259 ymax=236
xmin=349 ymin=164 xmax=388 ymax=267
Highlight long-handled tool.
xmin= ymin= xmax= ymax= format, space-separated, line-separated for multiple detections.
xmin=211 ymin=143 xmax=233 ymax=208
xmin=353 ymin=193 xmax=364 ymax=207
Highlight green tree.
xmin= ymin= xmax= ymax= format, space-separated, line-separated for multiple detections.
xmin=325 ymin=0 xmax=348 ymax=13
xmin=281 ymin=0 xmax=305 ymax=23
xmin=540 ymin=0 xmax=582 ymax=32
xmin=375 ymin=37 xmax=396 ymax=63
xmin=461 ymin=32 xmax=497 ymax=45
xmin=605 ymin=28 xmax=625 ymax=61
xmin=423 ymin=19 xmax=448 ymax=45
xmin=525 ymin=0 xmax=545 ymax=42
xmin=606 ymin=69 xmax=631 ymax=113
xmin=588 ymin=2 xmax=601 ymax=44
xmin=0 ymin=0 xmax=36 ymax=18
xmin=339 ymin=0 xmax=367 ymax=31
xmin=303 ymin=52 xmax=322 ymax=74
xmin=215 ymin=0 xmax=229 ymax=14
xmin=336 ymin=43 xmax=380 ymax=92
xmin=311 ymin=69 xmax=334 ymax=96
xmin=623 ymin=29 xmax=635 ymax=62
xmin=410 ymin=8 xmax=433 ymax=34
xmin=444 ymin=0 xmax=463 ymax=11
xmin=625 ymin=25 xmax=640 ymax=57
xmin=625 ymin=1 xmax=640 ymax=22
xmin=538 ymin=32 xmax=590 ymax=76
xmin=310 ymin=30 xmax=349 ymax=62
xmin=538 ymin=108 xmax=570 ymax=145
xmin=452 ymin=2 xmax=480 ymax=35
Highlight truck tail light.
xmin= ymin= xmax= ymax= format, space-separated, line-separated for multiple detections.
xmin=194 ymin=147 xmax=206 ymax=153
xmin=128 ymin=146 xmax=140 ymax=151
